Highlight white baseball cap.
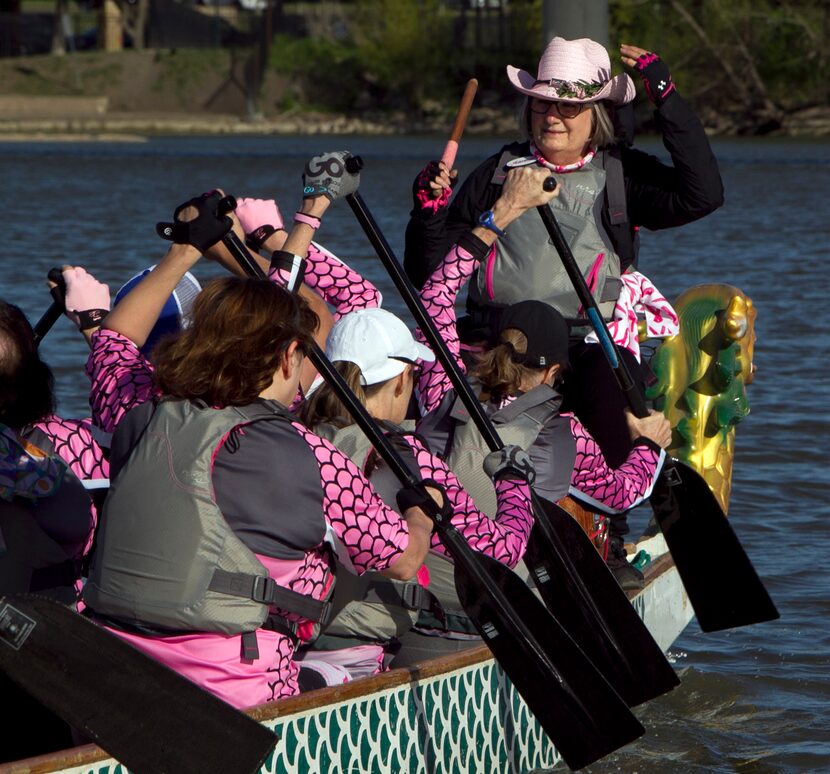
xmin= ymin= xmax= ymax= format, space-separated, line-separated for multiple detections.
xmin=326 ymin=308 xmax=434 ymax=386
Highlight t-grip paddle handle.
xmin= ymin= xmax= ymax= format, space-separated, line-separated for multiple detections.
xmin=345 ymin=155 xmax=364 ymax=174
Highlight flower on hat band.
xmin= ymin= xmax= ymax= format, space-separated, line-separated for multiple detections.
xmin=533 ymin=78 xmax=606 ymax=100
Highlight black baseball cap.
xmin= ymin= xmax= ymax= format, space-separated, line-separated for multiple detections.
xmin=498 ymin=300 xmax=570 ymax=368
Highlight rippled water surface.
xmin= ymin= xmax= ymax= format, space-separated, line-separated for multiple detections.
xmin=1 ymin=134 xmax=828 ymax=772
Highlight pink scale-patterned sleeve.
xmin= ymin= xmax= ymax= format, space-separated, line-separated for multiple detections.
xmin=568 ymin=417 xmax=665 ymax=514
xmin=416 ymin=241 xmax=486 ymax=414
xmin=303 ymin=242 xmax=381 ymax=320
xmin=31 ymin=416 xmax=109 ymax=560
xmin=289 ymin=421 xmax=410 ymax=574
xmin=86 ymin=328 xmax=158 ymax=433
xmin=34 ymin=416 xmax=108 ymax=482
xmin=405 ymin=435 xmax=532 ymax=568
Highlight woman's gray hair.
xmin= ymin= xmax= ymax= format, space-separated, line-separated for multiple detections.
xmin=519 ymin=97 xmax=618 ymax=149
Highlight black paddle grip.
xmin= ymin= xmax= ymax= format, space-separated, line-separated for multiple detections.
xmin=345 ymin=155 xmax=364 ymax=174
xmin=33 ymin=267 xmax=68 ymax=345
xmin=543 ymin=176 xmax=557 ymax=192
xmin=216 ymin=195 xmax=238 ymax=217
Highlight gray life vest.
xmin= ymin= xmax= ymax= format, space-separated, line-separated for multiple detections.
xmin=417 ymin=383 xmax=575 ymax=517
xmin=310 ymin=420 xmax=431 ymax=650
xmin=469 ymin=148 xmax=625 ymax=321
xmin=83 ymin=399 xmax=330 ymax=652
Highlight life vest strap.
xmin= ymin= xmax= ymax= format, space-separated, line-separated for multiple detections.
xmin=209 ymin=569 xmax=330 ymax=624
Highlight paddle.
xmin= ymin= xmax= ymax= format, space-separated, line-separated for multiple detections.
xmin=0 ymin=594 xmax=277 ymax=774
xmin=536 ymin=201 xmax=779 ymax=633
xmin=441 ymin=78 xmax=478 ymax=169
xmin=33 ymin=268 xmax=67 ymax=345
xmin=221 ymin=228 xmax=645 ymax=771
xmin=342 ymin=173 xmax=679 ymax=709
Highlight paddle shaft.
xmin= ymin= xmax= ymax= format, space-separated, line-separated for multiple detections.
xmin=536 ymin=203 xmax=780 ymax=633
xmin=347 ymin=192 xmax=506 ymax=451
xmin=33 ymin=268 xmax=67 ymax=345
xmin=441 ymin=78 xmax=478 ymax=169
xmin=536 ymin=205 xmax=648 ymax=416
xmin=344 ymin=188 xmax=680 ymax=707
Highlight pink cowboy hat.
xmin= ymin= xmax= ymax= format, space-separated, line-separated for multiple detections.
xmin=507 ymin=37 xmax=635 ymax=105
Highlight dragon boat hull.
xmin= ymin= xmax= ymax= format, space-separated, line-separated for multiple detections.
xmin=4 ymin=539 xmax=691 ymax=774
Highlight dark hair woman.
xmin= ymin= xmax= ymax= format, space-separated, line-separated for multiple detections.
xmin=0 ymin=295 xmax=110 ymax=761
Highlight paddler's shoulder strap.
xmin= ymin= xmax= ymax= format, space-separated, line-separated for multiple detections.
xmin=491 ymin=384 xmax=563 ymax=427
xmin=603 ymin=146 xmax=629 ymax=227
xmin=490 ymin=141 xmax=534 ymax=186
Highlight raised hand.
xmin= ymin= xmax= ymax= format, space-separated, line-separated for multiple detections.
xmin=620 ymin=44 xmax=676 ymax=106
xmin=302 ymin=151 xmax=360 ymax=202
xmin=156 ymin=190 xmax=234 ymax=252
xmin=60 ymin=265 xmax=110 ymax=331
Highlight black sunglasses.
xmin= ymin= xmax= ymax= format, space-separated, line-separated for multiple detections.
xmin=529 ymin=98 xmax=586 ymax=119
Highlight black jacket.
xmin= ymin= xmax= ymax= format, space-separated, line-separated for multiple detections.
xmin=404 ymin=93 xmax=725 ymax=289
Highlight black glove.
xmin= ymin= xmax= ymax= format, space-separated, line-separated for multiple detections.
xmin=412 ymin=160 xmax=457 ymax=211
xmin=634 ymin=52 xmax=676 ymax=107
xmin=302 ymin=151 xmax=360 ymax=202
xmin=396 ymin=479 xmax=451 ymax=527
xmin=156 ymin=191 xmax=234 ymax=252
xmin=483 ymin=445 xmax=536 ymax=485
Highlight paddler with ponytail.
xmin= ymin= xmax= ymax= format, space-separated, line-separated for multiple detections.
xmin=82 ymin=188 xmax=434 ymax=709
xmin=414 ymin=164 xmax=673 ymax=590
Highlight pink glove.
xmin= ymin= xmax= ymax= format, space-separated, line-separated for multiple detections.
xmin=235 ymin=197 xmax=284 ymax=235
xmin=62 ymin=266 xmax=110 ymax=331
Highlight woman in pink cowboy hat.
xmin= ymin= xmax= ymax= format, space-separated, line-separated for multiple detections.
xmin=403 ymin=37 xmax=724 ymax=586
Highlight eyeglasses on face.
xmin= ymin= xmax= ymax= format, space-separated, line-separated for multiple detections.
xmin=529 ymin=98 xmax=586 ymax=119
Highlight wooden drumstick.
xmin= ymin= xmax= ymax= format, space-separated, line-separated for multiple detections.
xmin=440 ymin=78 xmax=478 ymax=169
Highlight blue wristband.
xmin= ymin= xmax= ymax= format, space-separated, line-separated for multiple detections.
xmin=477 ymin=210 xmax=507 ymax=238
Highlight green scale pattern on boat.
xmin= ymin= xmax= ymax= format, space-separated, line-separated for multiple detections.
xmin=263 ymin=659 xmax=560 ymax=773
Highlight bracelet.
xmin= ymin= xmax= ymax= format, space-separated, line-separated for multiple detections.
xmin=245 ymin=225 xmax=277 ymax=253
xmin=477 ymin=210 xmax=507 ymax=238
xmin=293 ymin=212 xmax=321 ymax=230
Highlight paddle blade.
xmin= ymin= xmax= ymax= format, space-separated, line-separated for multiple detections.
xmin=0 ymin=595 xmax=277 ymax=774
xmin=452 ymin=551 xmax=644 ymax=770
xmin=650 ymin=460 xmax=779 ymax=632
xmin=524 ymin=496 xmax=680 ymax=706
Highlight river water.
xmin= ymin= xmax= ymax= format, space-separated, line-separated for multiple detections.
xmin=1 ymin=134 xmax=828 ymax=772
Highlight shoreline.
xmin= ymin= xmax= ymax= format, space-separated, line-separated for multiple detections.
xmin=1 ymin=106 xmax=829 ymax=142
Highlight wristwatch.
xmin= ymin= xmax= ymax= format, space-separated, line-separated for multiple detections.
xmin=477 ymin=210 xmax=507 ymax=238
